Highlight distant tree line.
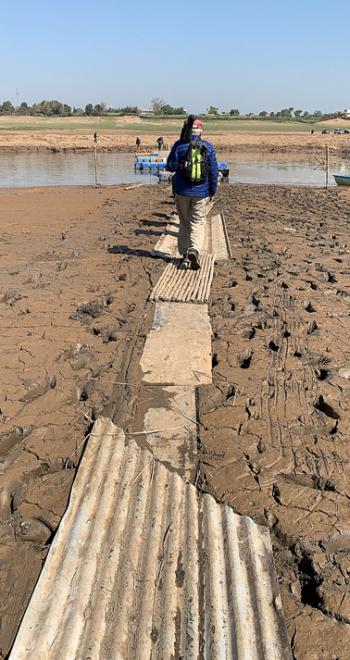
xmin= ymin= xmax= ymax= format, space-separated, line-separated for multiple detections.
xmin=0 ymin=100 xmax=111 ymax=117
xmin=210 ymin=106 xmax=345 ymax=121
xmin=0 ymin=98 xmax=186 ymax=117
xmin=0 ymin=99 xmax=347 ymax=120
xmin=150 ymin=98 xmax=185 ymax=115
xmin=0 ymin=100 xmax=74 ymax=116
xmin=0 ymin=99 xmax=79 ymax=116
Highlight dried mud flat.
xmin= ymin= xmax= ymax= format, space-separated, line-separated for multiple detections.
xmin=0 ymin=184 xmax=167 ymax=657
xmin=199 ymin=184 xmax=350 ymax=659
xmin=1 ymin=180 xmax=350 ymax=659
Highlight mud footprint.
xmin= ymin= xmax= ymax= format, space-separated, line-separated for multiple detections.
xmin=307 ymin=320 xmax=319 ymax=335
xmin=324 ymin=271 xmax=337 ymax=283
xmin=314 ymin=394 xmax=339 ymax=419
xmin=304 ymin=300 xmax=316 ymax=313
xmin=237 ymin=348 xmax=252 ymax=368
xmin=239 ymin=326 xmax=255 ymax=340
xmin=267 ymin=339 xmax=279 ymax=352
xmin=306 ymin=280 xmax=318 ymax=291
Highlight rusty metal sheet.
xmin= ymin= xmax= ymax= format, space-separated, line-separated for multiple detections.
xmin=150 ymin=253 xmax=215 ymax=304
xmin=11 ymin=417 xmax=291 ymax=660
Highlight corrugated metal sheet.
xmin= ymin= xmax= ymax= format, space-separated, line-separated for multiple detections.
xmin=150 ymin=253 xmax=215 ymax=303
xmin=11 ymin=417 xmax=291 ymax=660
xmin=140 ymin=302 xmax=212 ymax=385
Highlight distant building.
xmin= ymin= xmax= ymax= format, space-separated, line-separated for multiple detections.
xmin=343 ymin=109 xmax=350 ymax=118
xmin=138 ymin=108 xmax=153 ymax=115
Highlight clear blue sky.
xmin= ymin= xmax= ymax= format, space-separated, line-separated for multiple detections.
xmin=1 ymin=0 xmax=349 ymax=114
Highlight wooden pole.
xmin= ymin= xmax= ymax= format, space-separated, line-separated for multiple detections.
xmin=326 ymin=146 xmax=329 ymax=189
xmin=94 ymin=145 xmax=98 ymax=187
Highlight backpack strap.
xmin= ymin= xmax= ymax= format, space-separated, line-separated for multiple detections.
xmin=180 ymin=140 xmax=209 ymax=184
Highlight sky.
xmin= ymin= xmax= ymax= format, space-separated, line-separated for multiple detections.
xmin=1 ymin=0 xmax=350 ymax=114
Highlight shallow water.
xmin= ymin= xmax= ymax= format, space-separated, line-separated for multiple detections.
xmin=0 ymin=150 xmax=348 ymax=188
xmin=229 ymin=154 xmax=349 ymax=186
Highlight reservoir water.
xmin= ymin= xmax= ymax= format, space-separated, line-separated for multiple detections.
xmin=0 ymin=151 xmax=348 ymax=188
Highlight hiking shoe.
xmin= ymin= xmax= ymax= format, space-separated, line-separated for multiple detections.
xmin=180 ymin=255 xmax=191 ymax=270
xmin=187 ymin=248 xmax=200 ymax=271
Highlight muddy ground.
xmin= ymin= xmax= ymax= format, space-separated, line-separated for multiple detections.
xmin=199 ymin=184 xmax=350 ymax=659
xmin=1 ymin=181 xmax=350 ymax=658
xmin=0 ymin=184 xmax=167 ymax=657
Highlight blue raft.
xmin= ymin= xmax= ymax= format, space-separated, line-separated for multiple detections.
xmin=135 ymin=153 xmax=167 ymax=171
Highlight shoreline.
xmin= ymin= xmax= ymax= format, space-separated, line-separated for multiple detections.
xmin=1 ymin=131 xmax=350 ymax=156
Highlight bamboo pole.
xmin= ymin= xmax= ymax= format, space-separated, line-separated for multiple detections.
xmin=325 ymin=146 xmax=329 ymax=189
xmin=94 ymin=145 xmax=98 ymax=187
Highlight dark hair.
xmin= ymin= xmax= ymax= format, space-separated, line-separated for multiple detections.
xmin=180 ymin=114 xmax=195 ymax=142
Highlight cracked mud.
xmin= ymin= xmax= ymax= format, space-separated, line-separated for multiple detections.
xmin=2 ymin=180 xmax=350 ymax=659
xmin=0 ymin=184 xmax=167 ymax=657
xmin=198 ymin=183 xmax=350 ymax=659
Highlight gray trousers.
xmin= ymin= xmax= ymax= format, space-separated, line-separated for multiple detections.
xmin=175 ymin=194 xmax=208 ymax=255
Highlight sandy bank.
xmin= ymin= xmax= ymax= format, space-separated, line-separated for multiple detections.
xmin=1 ymin=130 xmax=350 ymax=156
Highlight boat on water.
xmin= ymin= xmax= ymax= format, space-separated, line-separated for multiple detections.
xmin=334 ymin=174 xmax=350 ymax=186
xmin=134 ymin=153 xmax=167 ymax=171
xmin=218 ymin=161 xmax=230 ymax=179
xmin=135 ymin=153 xmax=230 ymax=179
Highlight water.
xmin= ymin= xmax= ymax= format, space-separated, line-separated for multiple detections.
xmin=228 ymin=154 xmax=349 ymax=186
xmin=0 ymin=150 xmax=348 ymax=188
xmin=0 ymin=151 xmax=148 ymax=188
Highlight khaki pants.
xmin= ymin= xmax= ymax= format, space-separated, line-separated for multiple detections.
xmin=175 ymin=194 xmax=208 ymax=256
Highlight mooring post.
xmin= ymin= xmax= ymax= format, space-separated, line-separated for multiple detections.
xmin=94 ymin=145 xmax=98 ymax=187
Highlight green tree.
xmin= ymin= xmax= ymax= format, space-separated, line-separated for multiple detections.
xmin=17 ymin=102 xmax=31 ymax=115
xmin=31 ymin=100 xmax=64 ymax=116
xmin=279 ymin=108 xmax=293 ymax=118
xmin=107 ymin=105 xmax=138 ymax=114
xmin=161 ymin=104 xmax=185 ymax=115
xmin=51 ymin=100 xmax=64 ymax=115
xmin=229 ymin=108 xmax=240 ymax=116
xmin=313 ymin=110 xmax=322 ymax=118
xmin=34 ymin=100 xmax=49 ymax=115
xmin=151 ymin=97 xmax=166 ymax=113
xmin=294 ymin=109 xmax=303 ymax=117
xmin=207 ymin=106 xmax=219 ymax=116
xmin=85 ymin=104 xmax=94 ymax=116
xmin=259 ymin=111 xmax=268 ymax=117
xmin=1 ymin=100 xmax=14 ymax=114
xmin=94 ymin=102 xmax=106 ymax=116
